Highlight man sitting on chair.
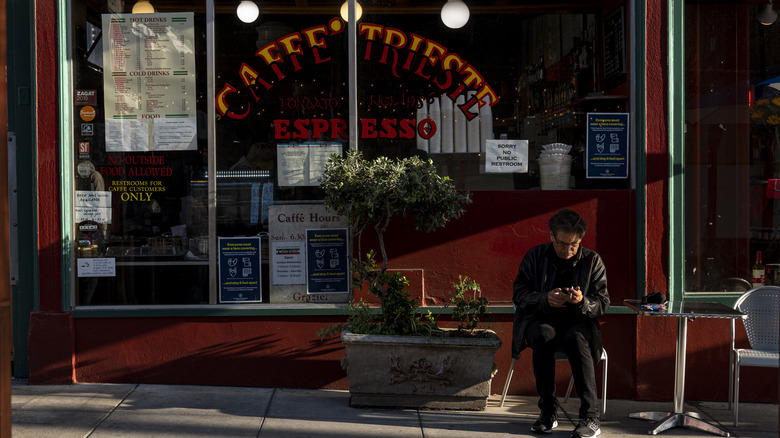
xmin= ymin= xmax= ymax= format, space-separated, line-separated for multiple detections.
xmin=512 ymin=209 xmax=610 ymax=438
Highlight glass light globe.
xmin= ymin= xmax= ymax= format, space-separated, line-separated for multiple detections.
xmin=132 ymin=0 xmax=154 ymax=13
xmin=237 ymin=1 xmax=260 ymax=24
xmin=758 ymin=1 xmax=778 ymax=25
xmin=441 ymin=0 xmax=469 ymax=29
xmin=340 ymin=1 xmax=363 ymax=22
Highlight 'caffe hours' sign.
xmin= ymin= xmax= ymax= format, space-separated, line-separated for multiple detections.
xmin=268 ymin=204 xmax=349 ymax=303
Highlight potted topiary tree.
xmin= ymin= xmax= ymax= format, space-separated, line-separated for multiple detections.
xmin=318 ymin=150 xmax=502 ymax=410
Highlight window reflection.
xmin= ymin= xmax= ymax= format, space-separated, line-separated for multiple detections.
xmin=685 ymin=1 xmax=780 ymax=292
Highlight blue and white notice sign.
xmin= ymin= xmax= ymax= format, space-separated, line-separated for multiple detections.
xmin=306 ymin=228 xmax=349 ymax=294
xmin=218 ymin=236 xmax=262 ymax=303
xmin=586 ymin=113 xmax=629 ymax=178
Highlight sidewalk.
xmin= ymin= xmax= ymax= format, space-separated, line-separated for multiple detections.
xmin=11 ymin=379 xmax=777 ymax=437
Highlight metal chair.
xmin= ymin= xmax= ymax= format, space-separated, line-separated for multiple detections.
xmin=729 ymin=286 xmax=779 ymax=427
xmin=499 ymin=348 xmax=608 ymax=420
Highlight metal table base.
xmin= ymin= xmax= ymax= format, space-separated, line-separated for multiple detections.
xmin=630 ymin=411 xmax=728 ymax=436
xmin=624 ymin=301 xmax=745 ymax=437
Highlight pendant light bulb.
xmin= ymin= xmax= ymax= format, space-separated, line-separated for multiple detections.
xmin=758 ymin=0 xmax=778 ymax=25
xmin=237 ymin=1 xmax=260 ymax=23
xmin=132 ymin=0 xmax=155 ymax=13
xmin=441 ymin=0 xmax=470 ymax=29
xmin=340 ymin=1 xmax=363 ymax=22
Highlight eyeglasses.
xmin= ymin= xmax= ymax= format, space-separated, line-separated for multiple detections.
xmin=552 ymin=234 xmax=581 ymax=249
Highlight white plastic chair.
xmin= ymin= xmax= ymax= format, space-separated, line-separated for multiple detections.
xmin=729 ymin=286 xmax=779 ymax=427
xmin=499 ymin=348 xmax=608 ymax=420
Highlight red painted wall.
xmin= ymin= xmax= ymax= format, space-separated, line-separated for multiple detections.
xmin=357 ymin=190 xmax=637 ymax=307
xmin=27 ymin=0 xmax=75 ymax=387
xmin=36 ymin=0 xmax=62 ymax=312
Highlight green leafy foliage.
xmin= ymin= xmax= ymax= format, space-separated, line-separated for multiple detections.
xmin=318 ymin=151 xmax=474 ymax=337
xmin=320 ymin=150 xmax=472 ymax=272
xmin=316 ymin=300 xmax=379 ymax=341
xmin=316 ymin=275 xmax=490 ymax=340
xmin=447 ymin=276 xmax=490 ymax=333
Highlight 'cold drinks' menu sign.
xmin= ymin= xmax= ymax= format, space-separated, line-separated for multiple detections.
xmin=102 ymin=12 xmax=197 ymax=152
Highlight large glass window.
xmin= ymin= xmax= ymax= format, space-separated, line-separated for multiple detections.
xmin=352 ymin=2 xmax=631 ymax=191
xmin=71 ymin=1 xmax=209 ymax=305
xmin=69 ymin=0 xmax=632 ymax=307
xmin=684 ymin=1 xmax=780 ymax=292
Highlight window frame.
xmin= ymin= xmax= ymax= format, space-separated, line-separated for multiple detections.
xmin=59 ymin=0 xmax=645 ymax=315
xmin=671 ymin=0 xmax=747 ymax=306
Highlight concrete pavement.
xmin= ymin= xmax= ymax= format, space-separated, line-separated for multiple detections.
xmin=11 ymin=379 xmax=778 ymax=437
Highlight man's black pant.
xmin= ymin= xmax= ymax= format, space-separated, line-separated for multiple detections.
xmin=526 ymin=318 xmax=599 ymax=419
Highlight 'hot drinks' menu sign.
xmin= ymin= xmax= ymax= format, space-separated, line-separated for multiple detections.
xmin=102 ymin=13 xmax=197 ymax=152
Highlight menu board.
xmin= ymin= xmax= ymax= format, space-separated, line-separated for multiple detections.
xmin=102 ymin=13 xmax=197 ymax=152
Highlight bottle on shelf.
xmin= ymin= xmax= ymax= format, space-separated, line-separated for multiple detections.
xmin=752 ymin=250 xmax=764 ymax=288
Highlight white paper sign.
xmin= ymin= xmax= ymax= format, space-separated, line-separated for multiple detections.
xmin=75 ymin=191 xmax=112 ymax=223
xmin=271 ymin=241 xmax=306 ymax=285
xmin=77 ymin=258 xmax=116 ymax=277
xmin=485 ymin=139 xmax=528 ymax=173
xmin=154 ymin=117 xmax=197 ymax=151
xmin=105 ymin=119 xmax=150 ymax=152
xmin=277 ymin=144 xmax=308 ymax=186
xmin=75 ymin=207 xmax=112 ymax=223
xmin=75 ymin=191 xmax=111 ymax=208
xmin=277 ymin=143 xmax=342 ymax=187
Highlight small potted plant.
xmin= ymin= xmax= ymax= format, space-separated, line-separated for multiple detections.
xmin=318 ymin=151 xmax=502 ymax=410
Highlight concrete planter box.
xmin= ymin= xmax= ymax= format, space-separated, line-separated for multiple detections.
xmin=340 ymin=329 xmax=502 ymax=410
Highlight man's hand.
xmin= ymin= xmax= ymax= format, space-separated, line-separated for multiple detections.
xmin=569 ymin=286 xmax=584 ymax=306
xmin=547 ymin=288 xmax=568 ymax=307
xmin=547 ymin=287 xmax=583 ymax=307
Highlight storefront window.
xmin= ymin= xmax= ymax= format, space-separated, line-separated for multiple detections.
xmin=684 ymin=1 xmax=780 ymax=292
xmin=214 ymin=8 xmax=347 ymax=208
xmin=353 ymin=2 xmax=631 ymax=191
xmin=69 ymin=0 xmax=632 ymax=307
xmin=71 ymin=1 xmax=209 ymax=305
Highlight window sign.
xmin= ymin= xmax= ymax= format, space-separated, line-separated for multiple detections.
xmin=306 ymin=228 xmax=349 ymax=294
xmin=77 ymin=258 xmax=116 ymax=278
xmin=218 ymin=237 xmax=262 ymax=303
xmin=102 ymin=12 xmax=197 ymax=152
xmin=277 ymin=143 xmax=342 ymax=187
xmin=271 ymin=241 xmax=305 ymax=285
xmin=268 ymin=205 xmax=349 ymax=303
xmin=586 ymin=113 xmax=629 ymax=178
xmin=75 ymin=89 xmax=97 ymax=106
xmin=75 ymin=190 xmax=112 ymax=223
xmin=485 ymin=139 xmax=528 ymax=173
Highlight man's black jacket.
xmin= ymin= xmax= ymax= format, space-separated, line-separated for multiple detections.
xmin=511 ymin=243 xmax=610 ymax=361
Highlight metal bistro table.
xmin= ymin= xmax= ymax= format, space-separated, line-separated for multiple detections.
xmin=624 ymin=299 xmax=745 ymax=436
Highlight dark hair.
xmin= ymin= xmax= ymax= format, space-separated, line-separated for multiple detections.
xmin=548 ymin=209 xmax=588 ymax=237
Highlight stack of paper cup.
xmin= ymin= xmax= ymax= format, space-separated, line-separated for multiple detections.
xmin=538 ymin=143 xmax=573 ymax=190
